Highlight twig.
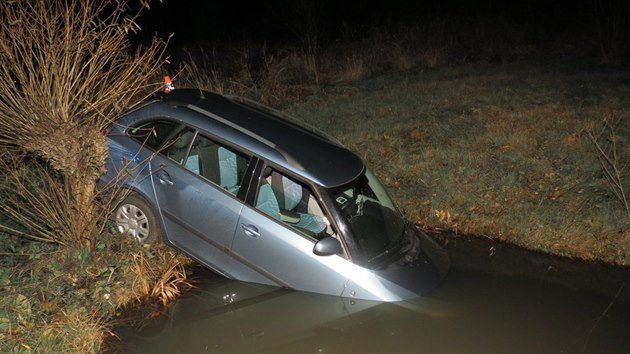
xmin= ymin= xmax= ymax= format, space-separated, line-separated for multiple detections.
xmin=580 ymin=282 xmax=628 ymax=354
xmin=586 ymin=121 xmax=630 ymax=223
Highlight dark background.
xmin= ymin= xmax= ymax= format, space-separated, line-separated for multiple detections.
xmin=124 ymin=0 xmax=630 ymax=70
xmin=137 ymin=0 xmax=609 ymax=46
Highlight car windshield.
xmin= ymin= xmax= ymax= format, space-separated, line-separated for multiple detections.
xmin=330 ymin=170 xmax=406 ymax=263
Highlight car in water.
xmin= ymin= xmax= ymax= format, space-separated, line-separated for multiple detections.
xmin=101 ymin=89 xmax=449 ymax=301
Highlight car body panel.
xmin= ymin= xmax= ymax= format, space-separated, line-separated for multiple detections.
xmin=148 ymin=150 xmax=243 ymax=273
xmin=231 ymin=205 xmax=353 ymax=296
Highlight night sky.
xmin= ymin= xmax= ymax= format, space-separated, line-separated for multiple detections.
xmin=137 ymin=0 xmax=602 ymax=47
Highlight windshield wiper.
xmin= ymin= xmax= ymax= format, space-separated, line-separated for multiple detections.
xmin=366 ymin=220 xmax=409 ymax=264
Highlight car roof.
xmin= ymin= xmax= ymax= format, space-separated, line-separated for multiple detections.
xmin=149 ymin=89 xmax=365 ymax=188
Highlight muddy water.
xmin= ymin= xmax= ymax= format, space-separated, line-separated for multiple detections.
xmin=111 ymin=234 xmax=630 ymax=353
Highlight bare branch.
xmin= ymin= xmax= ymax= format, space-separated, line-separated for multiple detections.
xmin=586 ymin=118 xmax=630 ymax=223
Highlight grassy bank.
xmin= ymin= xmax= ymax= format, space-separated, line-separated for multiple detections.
xmin=0 ymin=226 xmax=190 ymax=352
xmin=283 ymin=60 xmax=630 ymax=266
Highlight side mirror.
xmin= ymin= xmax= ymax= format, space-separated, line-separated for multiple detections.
xmin=313 ymin=236 xmax=342 ymax=256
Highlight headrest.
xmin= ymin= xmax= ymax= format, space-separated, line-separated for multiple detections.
xmin=174 ymin=131 xmax=194 ymax=148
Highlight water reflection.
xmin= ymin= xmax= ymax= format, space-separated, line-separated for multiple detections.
xmin=113 ymin=267 xmax=629 ymax=353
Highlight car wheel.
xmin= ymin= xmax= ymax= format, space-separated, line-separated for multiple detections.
xmin=113 ymin=193 xmax=163 ymax=243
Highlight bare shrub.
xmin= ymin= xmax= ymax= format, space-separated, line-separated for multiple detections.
xmin=0 ymin=154 xmax=84 ymax=245
xmin=337 ymin=54 xmax=369 ymax=82
xmin=178 ymin=44 xmax=316 ymax=105
xmin=0 ymin=0 xmax=167 ymax=249
xmin=586 ymin=117 xmax=630 ymax=223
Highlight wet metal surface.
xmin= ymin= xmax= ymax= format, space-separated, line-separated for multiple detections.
xmin=112 ymin=234 xmax=630 ymax=353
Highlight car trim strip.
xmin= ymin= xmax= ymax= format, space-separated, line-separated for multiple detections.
xmin=188 ymin=104 xmax=309 ymax=171
xmin=163 ymin=207 xmax=292 ymax=289
xmin=228 ymin=249 xmax=293 ymax=289
xmin=187 ymin=104 xmax=277 ymax=149
xmin=162 ymin=209 xmax=231 ymax=254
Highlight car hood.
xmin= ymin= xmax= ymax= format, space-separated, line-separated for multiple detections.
xmin=342 ymin=225 xmax=450 ymax=301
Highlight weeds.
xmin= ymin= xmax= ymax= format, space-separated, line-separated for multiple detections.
xmin=172 ymin=2 xmax=630 ymax=110
xmin=129 ymin=249 xmax=192 ymax=308
xmin=177 ymin=44 xmax=316 ymax=106
xmin=0 ymin=231 xmax=191 ymax=353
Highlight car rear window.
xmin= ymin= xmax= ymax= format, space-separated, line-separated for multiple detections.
xmin=127 ymin=119 xmax=179 ymax=150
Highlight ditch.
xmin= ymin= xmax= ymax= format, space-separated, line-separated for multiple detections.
xmin=108 ymin=232 xmax=630 ymax=353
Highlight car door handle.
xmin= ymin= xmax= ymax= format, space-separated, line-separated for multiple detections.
xmin=240 ymin=224 xmax=260 ymax=238
xmin=156 ymin=170 xmax=173 ymax=185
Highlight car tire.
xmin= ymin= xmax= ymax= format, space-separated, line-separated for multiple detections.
xmin=113 ymin=193 xmax=163 ymax=244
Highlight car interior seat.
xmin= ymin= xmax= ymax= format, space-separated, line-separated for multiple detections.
xmin=179 ymin=134 xmax=244 ymax=196
xmin=168 ymin=130 xmax=195 ymax=164
xmin=256 ymin=179 xmax=281 ymax=220
xmin=218 ymin=147 xmax=239 ymax=193
xmin=191 ymin=137 xmax=219 ymax=183
xmin=271 ymin=172 xmax=328 ymax=236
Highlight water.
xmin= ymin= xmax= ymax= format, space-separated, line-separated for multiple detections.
xmin=111 ymin=235 xmax=630 ymax=353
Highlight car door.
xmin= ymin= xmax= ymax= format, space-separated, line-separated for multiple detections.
xmin=150 ymin=127 xmax=252 ymax=277
xmin=230 ymin=165 xmax=353 ymax=296
xmin=105 ymin=115 xmax=181 ymax=203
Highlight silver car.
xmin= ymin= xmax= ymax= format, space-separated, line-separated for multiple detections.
xmin=102 ymin=89 xmax=449 ymax=301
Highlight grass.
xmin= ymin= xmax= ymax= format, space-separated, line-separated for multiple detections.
xmin=283 ymin=60 xmax=630 ymax=266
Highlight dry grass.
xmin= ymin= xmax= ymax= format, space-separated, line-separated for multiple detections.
xmin=46 ymin=310 xmax=110 ymax=354
xmin=128 ymin=248 xmax=193 ymax=308
xmin=0 ymin=309 xmax=107 ymax=353
xmin=174 ymin=25 xmax=437 ymax=106
xmin=176 ymin=44 xmax=316 ymax=106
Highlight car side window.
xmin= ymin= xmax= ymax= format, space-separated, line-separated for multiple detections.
xmin=163 ymin=129 xmax=251 ymax=196
xmin=127 ymin=119 xmax=179 ymax=150
xmin=162 ymin=128 xmax=196 ymax=164
xmin=255 ymin=168 xmax=334 ymax=240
